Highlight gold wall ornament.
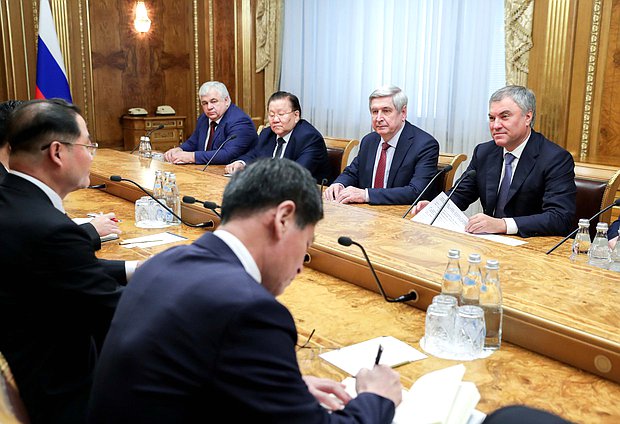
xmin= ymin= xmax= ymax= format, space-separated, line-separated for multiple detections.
xmin=505 ymin=0 xmax=534 ymax=86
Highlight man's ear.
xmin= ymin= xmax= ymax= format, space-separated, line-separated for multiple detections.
xmin=273 ymin=200 xmax=296 ymax=240
xmin=46 ymin=141 xmax=64 ymax=166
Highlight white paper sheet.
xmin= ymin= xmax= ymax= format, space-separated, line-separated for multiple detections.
xmin=119 ymin=231 xmax=187 ymax=248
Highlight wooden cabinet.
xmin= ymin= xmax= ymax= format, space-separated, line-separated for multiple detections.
xmin=121 ymin=115 xmax=187 ymax=152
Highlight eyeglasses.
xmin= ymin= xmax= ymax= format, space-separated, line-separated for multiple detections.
xmin=41 ymin=141 xmax=99 ymax=156
xmin=268 ymin=111 xmax=296 ymax=120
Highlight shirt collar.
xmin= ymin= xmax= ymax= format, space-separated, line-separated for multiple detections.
xmin=10 ymin=170 xmax=65 ymax=213
xmin=504 ymin=131 xmax=530 ymax=160
xmin=382 ymin=122 xmax=405 ymax=148
xmin=213 ymin=229 xmax=262 ymax=284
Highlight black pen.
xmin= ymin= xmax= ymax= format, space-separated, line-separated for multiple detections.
xmin=374 ymin=344 xmax=383 ymax=365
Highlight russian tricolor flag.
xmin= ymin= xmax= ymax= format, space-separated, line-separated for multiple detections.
xmin=35 ymin=0 xmax=72 ymax=102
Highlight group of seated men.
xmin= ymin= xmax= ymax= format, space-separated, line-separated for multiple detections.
xmin=162 ymin=80 xmax=618 ymax=242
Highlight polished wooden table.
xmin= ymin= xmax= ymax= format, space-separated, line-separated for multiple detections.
xmin=87 ymin=150 xmax=620 ymax=386
xmin=64 ymin=186 xmax=620 ymax=423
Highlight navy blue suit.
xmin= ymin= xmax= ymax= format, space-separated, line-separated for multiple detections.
xmin=609 ymin=219 xmax=619 ymax=240
xmin=180 ymin=103 xmax=258 ymax=164
xmin=89 ymin=232 xmax=395 ymax=423
xmin=334 ymin=121 xmax=439 ymax=205
xmin=451 ymin=130 xmax=576 ymax=237
xmin=237 ymin=119 xmax=330 ymax=182
xmin=0 ymin=174 xmax=125 ymax=423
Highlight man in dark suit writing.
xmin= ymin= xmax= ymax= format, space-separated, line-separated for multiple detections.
xmin=164 ymin=80 xmax=258 ymax=165
xmin=225 ymin=90 xmax=330 ymax=182
xmin=88 ymin=158 xmax=402 ymax=423
xmin=412 ymin=85 xmax=576 ymax=237
xmin=324 ymin=85 xmax=439 ymax=205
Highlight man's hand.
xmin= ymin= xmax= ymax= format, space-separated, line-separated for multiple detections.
xmin=335 ymin=186 xmax=367 ymax=204
xmin=164 ymin=148 xmax=195 ymax=164
xmin=302 ymin=376 xmax=352 ymax=411
xmin=355 ymin=364 xmax=402 ymax=407
xmin=164 ymin=147 xmax=182 ymax=162
xmin=465 ymin=213 xmax=507 ymax=234
xmin=610 ymin=236 xmax=618 ymax=250
xmin=409 ymin=200 xmax=430 ymax=218
xmin=90 ymin=213 xmax=121 ymax=237
xmin=224 ymin=161 xmax=245 ymax=175
xmin=323 ymin=184 xmax=344 ymax=201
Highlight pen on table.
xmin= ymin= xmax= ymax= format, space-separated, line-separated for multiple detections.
xmin=374 ymin=344 xmax=383 ymax=365
xmin=87 ymin=213 xmax=121 ymax=222
xmin=119 ymin=240 xmax=163 ymax=245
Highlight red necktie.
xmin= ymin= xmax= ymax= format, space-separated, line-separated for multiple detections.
xmin=206 ymin=121 xmax=217 ymax=151
xmin=373 ymin=142 xmax=390 ymax=188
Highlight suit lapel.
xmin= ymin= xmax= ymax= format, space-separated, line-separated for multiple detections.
xmin=485 ymin=145 xmax=504 ymax=209
xmin=387 ymin=123 xmax=414 ymax=187
xmin=506 ymin=132 xmax=540 ymax=204
xmin=362 ymin=135 xmax=381 ymax=188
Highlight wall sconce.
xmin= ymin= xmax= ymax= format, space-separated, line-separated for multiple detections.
xmin=134 ymin=1 xmax=151 ymax=33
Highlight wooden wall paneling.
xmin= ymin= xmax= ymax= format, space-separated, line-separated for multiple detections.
xmin=212 ymin=0 xmax=237 ymax=102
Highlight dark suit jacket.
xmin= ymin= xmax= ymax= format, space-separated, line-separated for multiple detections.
xmin=609 ymin=219 xmax=620 ymax=240
xmin=237 ymin=119 xmax=330 ymax=182
xmin=0 ymin=174 xmax=125 ymax=423
xmin=88 ymin=232 xmax=395 ymax=423
xmin=451 ymin=130 xmax=576 ymax=237
xmin=0 ymin=162 xmax=7 ymax=179
xmin=334 ymin=121 xmax=439 ymax=205
xmin=180 ymin=103 xmax=258 ymax=164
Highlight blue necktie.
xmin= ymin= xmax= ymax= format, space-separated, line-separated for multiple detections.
xmin=494 ymin=153 xmax=515 ymax=218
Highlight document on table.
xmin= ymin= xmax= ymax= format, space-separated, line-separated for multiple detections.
xmin=411 ymin=192 xmax=527 ymax=246
xmin=341 ymin=363 xmax=486 ymax=424
xmin=319 ymin=336 xmax=426 ymax=376
xmin=119 ymin=232 xmax=187 ymax=248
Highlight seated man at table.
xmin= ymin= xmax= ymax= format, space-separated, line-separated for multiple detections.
xmin=609 ymin=218 xmax=619 ymax=249
xmin=224 ymin=91 xmax=330 ymax=182
xmin=0 ymin=99 xmax=130 ymax=423
xmin=0 ymin=99 xmax=122 ymax=248
xmin=164 ymin=81 xmax=258 ymax=165
xmin=411 ymin=85 xmax=576 ymax=237
xmin=88 ymin=158 xmax=402 ymax=423
xmin=323 ymin=85 xmax=439 ymax=205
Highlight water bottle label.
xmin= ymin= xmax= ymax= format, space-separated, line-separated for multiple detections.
xmin=443 ymin=273 xmax=461 ymax=281
xmin=463 ymin=277 xmax=476 ymax=286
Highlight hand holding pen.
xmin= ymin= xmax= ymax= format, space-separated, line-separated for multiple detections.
xmin=88 ymin=212 xmax=122 ymax=238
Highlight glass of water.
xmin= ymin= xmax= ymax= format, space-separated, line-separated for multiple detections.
xmin=454 ymin=305 xmax=486 ymax=360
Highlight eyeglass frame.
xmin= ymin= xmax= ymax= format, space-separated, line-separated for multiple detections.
xmin=40 ymin=140 xmax=99 ymax=155
xmin=267 ymin=110 xmax=297 ymax=121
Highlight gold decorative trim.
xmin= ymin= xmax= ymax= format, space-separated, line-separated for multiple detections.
xmin=504 ymin=0 xmax=534 ymax=86
xmin=19 ymin=1 xmax=32 ymax=98
xmin=208 ymin=0 xmax=214 ymax=80
xmin=241 ymin=0 xmax=252 ymax=110
xmin=2 ymin=0 xmax=17 ymax=97
xmin=580 ymin=0 xmax=603 ymax=160
xmin=50 ymin=0 xmax=72 ymax=91
xmin=78 ymin=0 xmax=89 ymax=124
xmin=193 ymin=0 xmax=199 ymax=118
xmin=234 ymin=1 xmax=239 ymax=101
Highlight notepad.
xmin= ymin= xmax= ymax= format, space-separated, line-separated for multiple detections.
xmin=119 ymin=232 xmax=187 ymax=248
xmin=319 ymin=336 xmax=426 ymax=376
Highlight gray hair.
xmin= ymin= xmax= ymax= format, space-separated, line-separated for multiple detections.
xmin=489 ymin=85 xmax=536 ymax=128
xmin=369 ymin=85 xmax=408 ymax=112
xmin=198 ymin=81 xmax=230 ymax=99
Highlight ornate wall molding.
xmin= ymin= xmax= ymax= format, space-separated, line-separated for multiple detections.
xmin=505 ymin=0 xmax=534 ymax=86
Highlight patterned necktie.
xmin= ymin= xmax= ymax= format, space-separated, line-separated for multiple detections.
xmin=206 ymin=121 xmax=217 ymax=151
xmin=373 ymin=142 xmax=390 ymax=188
xmin=274 ymin=137 xmax=285 ymax=158
xmin=494 ymin=152 xmax=516 ymax=218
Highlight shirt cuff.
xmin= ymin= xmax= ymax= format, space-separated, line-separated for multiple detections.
xmin=365 ymin=189 xmax=369 ymax=203
xmin=503 ymin=218 xmax=518 ymax=235
xmin=125 ymin=260 xmax=139 ymax=280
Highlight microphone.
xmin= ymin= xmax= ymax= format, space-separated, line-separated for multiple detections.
xmin=202 ymin=135 xmax=237 ymax=171
xmin=109 ymin=175 xmax=214 ymax=228
xmin=182 ymin=195 xmax=222 ymax=218
xmin=130 ymin=124 xmax=165 ymax=154
xmin=546 ymin=198 xmax=620 ymax=255
xmin=338 ymin=236 xmax=418 ymax=303
xmin=402 ymin=165 xmax=453 ymax=218
xmin=319 ymin=178 xmax=328 ymax=195
xmin=429 ymin=169 xmax=476 ymax=225
xmin=87 ymin=183 xmax=106 ymax=189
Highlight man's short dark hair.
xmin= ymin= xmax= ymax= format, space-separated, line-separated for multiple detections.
xmin=0 ymin=100 xmax=24 ymax=148
xmin=221 ymin=158 xmax=323 ymax=228
xmin=268 ymin=91 xmax=302 ymax=116
xmin=7 ymin=98 xmax=82 ymax=153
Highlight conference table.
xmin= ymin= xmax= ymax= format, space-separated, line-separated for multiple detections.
xmin=65 ymin=149 xmax=620 ymax=422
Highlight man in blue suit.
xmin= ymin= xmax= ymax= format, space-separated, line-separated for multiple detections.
xmin=323 ymin=85 xmax=439 ymax=205
xmin=164 ymin=81 xmax=258 ymax=165
xmin=412 ymin=85 xmax=576 ymax=237
xmin=225 ymin=91 xmax=329 ymax=182
xmin=88 ymin=158 xmax=402 ymax=423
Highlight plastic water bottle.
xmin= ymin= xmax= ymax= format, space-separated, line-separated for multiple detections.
xmin=166 ymin=173 xmax=181 ymax=226
xmin=441 ymin=249 xmax=462 ymax=302
xmin=609 ymin=229 xmax=620 ymax=272
xmin=570 ymin=219 xmax=591 ymax=264
xmin=460 ymin=253 xmax=482 ymax=306
xmin=138 ymin=136 xmax=152 ymax=158
xmin=479 ymin=259 xmax=502 ymax=350
xmin=588 ymin=222 xmax=611 ymax=269
xmin=153 ymin=170 xmax=164 ymax=199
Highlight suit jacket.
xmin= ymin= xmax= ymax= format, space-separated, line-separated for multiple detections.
xmin=0 ymin=174 xmax=125 ymax=424
xmin=88 ymin=232 xmax=395 ymax=423
xmin=450 ymin=130 xmax=576 ymax=237
xmin=0 ymin=162 xmax=7 ymax=180
xmin=609 ymin=219 xmax=620 ymax=240
xmin=334 ymin=121 xmax=439 ymax=205
xmin=237 ymin=119 xmax=330 ymax=182
xmin=180 ymin=103 xmax=258 ymax=164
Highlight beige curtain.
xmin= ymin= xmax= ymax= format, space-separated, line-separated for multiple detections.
xmin=504 ymin=0 xmax=534 ymax=86
xmin=256 ymin=0 xmax=283 ymax=110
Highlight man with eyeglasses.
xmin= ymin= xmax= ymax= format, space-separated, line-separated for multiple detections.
xmin=224 ymin=91 xmax=330 ymax=182
xmin=164 ymin=81 xmax=258 ymax=165
xmin=0 ymin=98 xmax=133 ymax=423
